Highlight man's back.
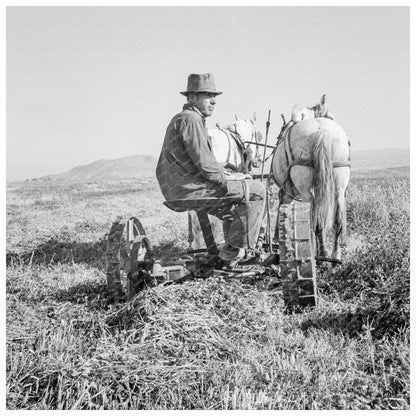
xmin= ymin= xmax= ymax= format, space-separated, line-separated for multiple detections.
xmin=156 ymin=104 xmax=227 ymax=202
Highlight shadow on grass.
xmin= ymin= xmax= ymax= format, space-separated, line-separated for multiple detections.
xmin=53 ymin=281 xmax=111 ymax=309
xmin=300 ymin=308 xmax=365 ymax=338
xmin=7 ymin=237 xmax=188 ymax=270
xmin=6 ymin=237 xmax=190 ymax=308
xmin=152 ymin=240 xmax=188 ymax=262
xmin=300 ymin=305 xmax=408 ymax=340
xmin=7 ymin=238 xmax=108 ymax=270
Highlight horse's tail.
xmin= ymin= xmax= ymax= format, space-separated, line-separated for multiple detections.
xmin=311 ymin=129 xmax=334 ymax=235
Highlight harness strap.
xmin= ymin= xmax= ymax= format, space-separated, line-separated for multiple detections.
xmin=242 ymin=179 xmax=251 ymax=248
xmin=282 ymin=128 xmax=298 ymax=198
xmin=226 ymin=126 xmax=245 ymax=151
xmin=288 ymin=160 xmax=351 ymax=169
xmin=288 ymin=160 xmax=313 ymax=169
xmin=220 ymin=126 xmax=248 ymax=172
xmin=223 ymin=129 xmax=233 ymax=166
xmin=286 ymin=127 xmax=295 ymax=163
xmin=228 ymin=129 xmax=251 ymax=173
xmin=242 ymin=179 xmax=250 ymax=205
xmin=333 ymin=161 xmax=351 ymax=168
xmin=282 ymin=129 xmax=290 ymax=171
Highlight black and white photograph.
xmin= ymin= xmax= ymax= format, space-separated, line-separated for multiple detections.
xmin=4 ymin=1 xmax=412 ymax=411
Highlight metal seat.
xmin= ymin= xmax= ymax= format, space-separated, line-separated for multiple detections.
xmin=163 ymin=197 xmax=240 ymax=255
xmin=163 ymin=197 xmax=240 ymax=213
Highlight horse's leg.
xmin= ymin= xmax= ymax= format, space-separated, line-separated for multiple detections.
xmin=326 ymin=192 xmax=344 ymax=273
xmin=331 ymin=167 xmax=350 ymax=262
xmin=291 ymin=165 xmax=330 ymax=259
xmin=315 ymin=223 xmax=330 ymax=258
xmin=331 ymin=196 xmax=343 ymax=262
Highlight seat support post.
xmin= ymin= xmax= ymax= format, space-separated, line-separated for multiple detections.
xmin=196 ymin=210 xmax=219 ymax=256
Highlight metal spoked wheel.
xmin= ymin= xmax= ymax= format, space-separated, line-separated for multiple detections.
xmin=106 ymin=216 xmax=152 ymax=302
xmin=278 ymin=201 xmax=317 ymax=310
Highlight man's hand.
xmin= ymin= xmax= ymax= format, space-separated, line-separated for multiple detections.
xmin=224 ymin=171 xmax=252 ymax=180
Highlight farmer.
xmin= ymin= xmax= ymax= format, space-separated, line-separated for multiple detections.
xmin=156 ymin=73 xmax=266 ymax=266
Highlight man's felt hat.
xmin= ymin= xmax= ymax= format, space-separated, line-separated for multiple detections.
xmin=180 ymin=73 xmax=223 ymax=96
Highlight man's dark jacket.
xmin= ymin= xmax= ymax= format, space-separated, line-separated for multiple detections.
xmin=156 ymin=104 xmax=228 ymax=203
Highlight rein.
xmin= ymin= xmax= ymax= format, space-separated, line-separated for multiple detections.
xmin=222 ymin=121 xmax=261 ymax=173
xmin=251 ymin=128 xmax=261 ymax=165
xmin=220 ymin=128 xmax=234 ymax=168
xmin=234 ymin=121 xmax=262 ymax=163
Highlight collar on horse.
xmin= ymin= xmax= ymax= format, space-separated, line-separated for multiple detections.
xmin=220 ymin=124 xmax=245 ymax=151
xmin=217 ymin=124 xmax=254 ymax=173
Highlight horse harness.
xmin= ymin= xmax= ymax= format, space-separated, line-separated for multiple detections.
xmin=273 ymin=123 xmax=351 ymax=201
xmin=217 ymin=124 xmax=257 ymax=174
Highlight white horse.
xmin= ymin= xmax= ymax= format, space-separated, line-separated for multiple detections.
xmin=272 ymin=115 xmax=350 ymax=263
xmin=189 ymin=115 xmax=262 ymax=249
xmin=209 ymin=114 xmax=262 ymax=173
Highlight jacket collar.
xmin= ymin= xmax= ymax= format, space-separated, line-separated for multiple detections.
xmin=182 ymin=103 xmax=205 ymax=120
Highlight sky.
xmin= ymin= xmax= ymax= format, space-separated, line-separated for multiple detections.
xmin=6 ymin=5 xmax=410 ymax=181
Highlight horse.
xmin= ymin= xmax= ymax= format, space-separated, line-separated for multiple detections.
xmin=209 ymin=114 xmax=262 ymax=173
xmin=272 ymin=116 xmax=350 ymax=264
xmin=189 ymin=115 xmax=262 ymax=249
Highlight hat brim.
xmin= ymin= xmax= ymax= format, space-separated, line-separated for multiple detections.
xmin=180 ymin=91 xmax=223 ymax=96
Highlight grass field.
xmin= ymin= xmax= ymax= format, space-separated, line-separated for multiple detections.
xmin=6 ymin=170 xmax=410 ymax=410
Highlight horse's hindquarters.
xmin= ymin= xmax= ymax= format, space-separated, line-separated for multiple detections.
xmin=289 ymin=166 xmax=314 ymax=202
xmin=272 ymin=117 xmax=350 ymax=264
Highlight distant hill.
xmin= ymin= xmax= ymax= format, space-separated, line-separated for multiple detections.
xmin=258 ymin=147 xmax=409 ymax=177
xmin=34 ymin=155 xmax=157 ymax=182
xmin=350 ymin=148 xmax=409 ymax=170
xmin=350 ymin=165 xmax=409 ymax=179
xmin=30 ymin=148 xmax=409 ymax=182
